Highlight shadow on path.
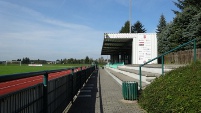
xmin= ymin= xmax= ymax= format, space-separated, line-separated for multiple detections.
xmin=67 ymin=69 xmax=101 ymax=113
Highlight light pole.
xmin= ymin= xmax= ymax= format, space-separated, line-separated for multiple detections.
xmin=129 ymin=0 xmax=132 ymax=33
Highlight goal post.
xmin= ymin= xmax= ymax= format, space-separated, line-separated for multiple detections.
xmin=5 ymin=61 xmax=21 ymax=66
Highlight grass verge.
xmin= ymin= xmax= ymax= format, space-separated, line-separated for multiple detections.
xmin=139 ymin=61 xmax=201 ymax=113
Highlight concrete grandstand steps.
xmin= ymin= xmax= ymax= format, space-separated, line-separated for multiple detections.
xmin=117 ymin=67 xmax=161 ymax=77
xmin=106 ymin=64 xmax=185 ymax=89
xmin=117 ymin=64 xmax=186 ymax=83
xmin=104 ymin=64 xmax=185 ymax=89
xmin=117 ymin=65 xmax=173 ymax=83
xmin=125 ymin=64 xmax=185 ymax=69
xmin=105 ymin=67 xmax=148 ymax=89
xmin=117 ymin=67 xmax=159 ymax=83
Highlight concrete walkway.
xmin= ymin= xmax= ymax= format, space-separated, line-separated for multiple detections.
xmin=65 ymin=68 xmax=146 ymax=113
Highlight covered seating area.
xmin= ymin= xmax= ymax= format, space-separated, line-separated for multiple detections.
xmin=101 ymin=33 xmax=157 ymax=67
xmin=101 ymin=33 xmax=133 ymax=65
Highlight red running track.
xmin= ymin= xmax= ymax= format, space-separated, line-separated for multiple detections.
xmin=0 ymin=67 xmax=84 ymax=96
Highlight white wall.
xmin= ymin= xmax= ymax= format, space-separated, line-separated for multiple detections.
xmin=132 ymin=33 xmax=157 ymax=64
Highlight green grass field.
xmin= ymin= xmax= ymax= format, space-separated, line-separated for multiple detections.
xmin=0 ymin=64 xmax=90 ymax=75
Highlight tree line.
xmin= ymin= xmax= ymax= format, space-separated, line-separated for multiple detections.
xmin=58 ymin=56 xmax=106 ymax=64
xmin=15 ymin=56 xmax=107 ymax=64
xmin=157 ymin=0 xmax=201 ymax=55
xmin=119 ymin=20 xmax=146 ymax=33
xmin=119 ymin=0 xmax=201 ymax=55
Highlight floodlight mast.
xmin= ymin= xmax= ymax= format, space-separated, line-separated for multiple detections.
xmin=129 ymin=0 xmax=132 ymax=33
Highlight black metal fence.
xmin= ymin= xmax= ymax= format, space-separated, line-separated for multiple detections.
xmin=0 ymin=65 xmax=96 ymax=113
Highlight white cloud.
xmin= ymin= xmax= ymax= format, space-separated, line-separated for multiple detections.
xmin=0 ymin=1 xmax=104 ymax=61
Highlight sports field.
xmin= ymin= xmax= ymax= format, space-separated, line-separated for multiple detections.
xmin=0 ymin=64 xmax=92 ymax=96
xmin=0 ymin=64 xmax=90 ymax=75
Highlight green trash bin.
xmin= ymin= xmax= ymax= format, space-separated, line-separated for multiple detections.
xmin=122 ymin=81 xmax=138 ymax=100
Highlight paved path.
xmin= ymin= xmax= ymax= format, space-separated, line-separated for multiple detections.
xmin=66 ymin=68 xmax=147 ymax=113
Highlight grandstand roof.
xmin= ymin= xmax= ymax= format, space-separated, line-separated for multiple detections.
xmin=101 ymin=33 xmax=133 ymax=55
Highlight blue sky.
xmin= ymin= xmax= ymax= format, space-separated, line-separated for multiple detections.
xmin=0 ymin=0 xmax=178 ymax=61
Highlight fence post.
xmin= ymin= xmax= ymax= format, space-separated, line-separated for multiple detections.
xmin=71 ymin=68 xmax=74 ymax=104
xmin=80 ymin=67 xmax=82 ymax=89
xmin=194 ymin=39 xmax=196 ymax=62
xmin=85 ymin=66 xmax=87 ymax=83
xmin=43 ymin=72 xmax=48 ymax=113
xmin=139 ymin=66 xmax=142 ymax=90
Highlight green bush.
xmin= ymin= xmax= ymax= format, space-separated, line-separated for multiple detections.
xmin=139 ymin=61 xmax=201 ymax=113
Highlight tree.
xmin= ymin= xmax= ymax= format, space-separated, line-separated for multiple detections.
xmin=172 ymin=0 xmax=185 ymax=14
xmin=156 ymin=14 xmax=167 ymax=34
xmin=158 ymin=0 xmax=201 ymax=53
xmin=173 ymin=0 xmax=201 ymax=14
xmin=98 ymin=57 xmax=105 ymax=64
xmin=89 ymin=58 xmax=94 ymax=64
xmin=85 ymin=56 xmax=89 ymax=64
xmin=184 ymin=11 xmax=201 ymax=48
xmin=119 ymin=20 xmax=147 ymax=33
xmin=22 ymin=57 xmax=30 ymax=64
xmin=157 ymin=23 xmax=179 ymax=54
xmin=131 ymin=21 xmax=146 ymax=33
xmin=119 ymin=21 xmax=130 ymax=33
xmin=63 ymin=58 xmax=67 ymax=64
xmin=68 ymin=58 xmax=74 ymax=64
xmin=157 ymin=14 xmax=167 ymax=54
xmin=172 ymin=0 xmax=201 ymax=48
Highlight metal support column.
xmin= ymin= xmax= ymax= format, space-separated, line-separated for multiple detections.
xmin=43 ymin=72 xmax=48 ymax=113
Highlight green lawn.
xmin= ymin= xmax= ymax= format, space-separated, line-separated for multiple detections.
xmin=139 ymin=61 xmax=201 ymax=113
xmin=0 ymin=64 xmax=90 ymax=75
